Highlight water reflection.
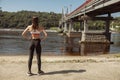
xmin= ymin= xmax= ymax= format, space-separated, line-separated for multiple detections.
xmin=65 ymin=32 xmax=120 ymax=56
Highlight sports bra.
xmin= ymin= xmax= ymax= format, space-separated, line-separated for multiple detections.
xmin=30 ymin=30 xmax=40 ymax=35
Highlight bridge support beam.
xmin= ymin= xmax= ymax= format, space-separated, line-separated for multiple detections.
xmin=68 ymin=21 xmax=72 ymax=33
xmin=81 ymin=19 xmax=88 ymax=41
xmin=80 ymin=18 xmax=89 ymax=56
xmin=105 ymin=13 xmax=111 ymax=42
xmin=64 ymin=22 xmax=67 ymax=32
xmin=79 ymin=21 xmax=83 ymax=31
xmin=61 ymin=23 xmax=64 ymax=29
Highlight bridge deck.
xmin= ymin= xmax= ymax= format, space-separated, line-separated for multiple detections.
xmin=67 ymin=0 xmax=120 ymax=19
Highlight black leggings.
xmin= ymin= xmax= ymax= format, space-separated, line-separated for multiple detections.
xmin=28 ymin=39 xmax=41 ymax=72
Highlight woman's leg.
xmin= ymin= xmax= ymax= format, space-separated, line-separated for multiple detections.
xmin=35 ymin=40 xmax=42 ymax=73
xmin=28 ymin=41 xmax=35 ymax=73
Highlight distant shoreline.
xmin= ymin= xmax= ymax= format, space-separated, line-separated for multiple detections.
xmin=0 ymin=28 xmax=120 ymax=33
xmin=0 ymin=28 xmax=57 ymax=32
xmin=0 ymin=28 xmax=23 ymax=31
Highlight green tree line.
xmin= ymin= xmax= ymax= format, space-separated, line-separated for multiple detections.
xmin=0 ymin=10 xmax=120 ymax=31
xmin=73 ymin=17 xmax=120 ymax=31
xmin=0 ymin=10 xmax=61 ymax=29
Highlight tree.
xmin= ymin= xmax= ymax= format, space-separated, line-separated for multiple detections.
xmin=0 ymin=11 xmax=61 ymax=29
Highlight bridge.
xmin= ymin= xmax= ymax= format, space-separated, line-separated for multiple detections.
xmin=67 ymin=0 xmax=120 ymax=19
xmin=59 ymin=0 xmax=120 ymax=55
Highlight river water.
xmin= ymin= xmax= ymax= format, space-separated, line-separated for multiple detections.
xmin=0 ymin=30 xmax=120 ymax=56
xmin=110 ymin=32 xmax=120 ymax=53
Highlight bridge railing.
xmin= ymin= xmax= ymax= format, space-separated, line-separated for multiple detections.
xmin=86 ymin=0 xmax=111 ymax=10
xmin=67 ymin=0 xmax=92 ymax=18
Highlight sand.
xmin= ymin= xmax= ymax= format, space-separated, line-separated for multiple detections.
xmin=0 ymin=53 xmax=120 ymax=80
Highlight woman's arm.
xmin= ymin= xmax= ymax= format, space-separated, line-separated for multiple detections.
xmin=22 ymin=26 xmax=30 ymax=40
xmin=41 ymin=29 xmax=47 ymax=41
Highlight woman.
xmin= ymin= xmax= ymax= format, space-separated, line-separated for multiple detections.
xmin=22 ymin=16 xmax=47 ymax=76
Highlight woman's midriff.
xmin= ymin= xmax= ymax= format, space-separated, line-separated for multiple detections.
xmin=31 ymin=34 xmax=40 ymax=39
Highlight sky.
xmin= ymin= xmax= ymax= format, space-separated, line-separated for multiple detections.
xmin=0 ymin=0 xmax=119 ymax=17
xmin=0 ymin=0 xmax=85 ymax=13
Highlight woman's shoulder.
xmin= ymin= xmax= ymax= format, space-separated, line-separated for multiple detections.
xmin=28 ymin=25 xmax=32 ymax=28
xmin=26 ymin=25 xmax=32 ymax=31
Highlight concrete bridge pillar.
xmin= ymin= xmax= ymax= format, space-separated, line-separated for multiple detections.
xmin=64 ymin=22 xmax=67 ymax=32
xmin=105 ymin=13 xmax=111 ymax=42
xmin=80 ymin=19 xmax=88 ymax=56
xmin=61 ymin=23 xmax=64 ymax=29
xmin=81 ymin=19 xmax=88 ymax=41
xmin=79 ymin=21 xmax=83 ymax=32
xmin=80 ymin=14 xmax=89 ymax=56
xmin=83 ymin=20 xmax=88 ymax=33
xmin=68 ymin=21 xmax=73 ymax=33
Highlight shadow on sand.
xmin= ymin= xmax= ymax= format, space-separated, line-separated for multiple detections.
xmin=44 ymin=69 xmax=86 ymax=75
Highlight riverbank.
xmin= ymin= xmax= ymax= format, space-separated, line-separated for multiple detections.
xmin=0 ymin=53 xmax=120 ymax=80
xmin=0 ymin=28 xmax=58 ymax=32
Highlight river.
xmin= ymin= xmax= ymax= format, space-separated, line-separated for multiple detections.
xmin=0 ymin=29 xmax=120 ymax=56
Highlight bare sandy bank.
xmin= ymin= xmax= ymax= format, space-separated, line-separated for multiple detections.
xmin=0 ymin=53 xmax=120 ymax=80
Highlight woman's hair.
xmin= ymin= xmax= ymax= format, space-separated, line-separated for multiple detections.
xmin=32 ymin=16 xmax=39 ymax=30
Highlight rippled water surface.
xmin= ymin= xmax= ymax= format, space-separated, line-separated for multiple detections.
xmin=0 ymin=30 xmax=120 ymax=56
